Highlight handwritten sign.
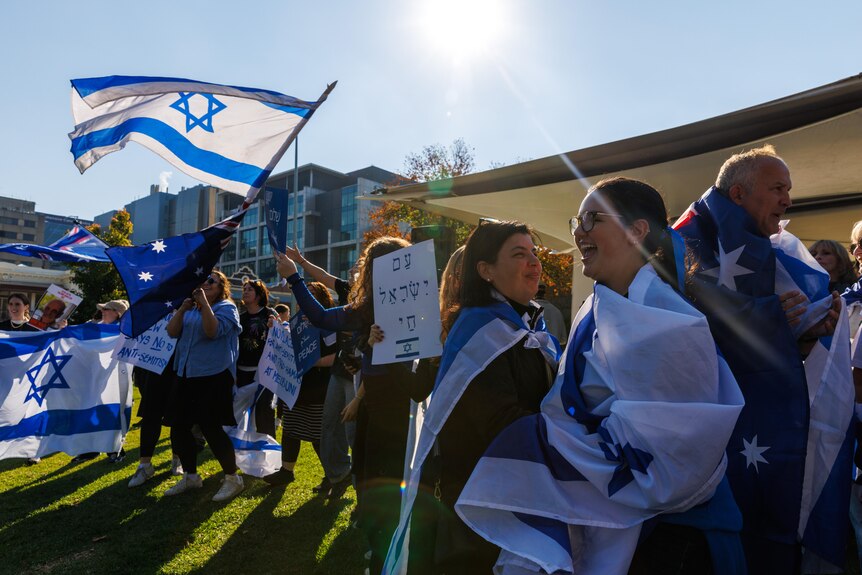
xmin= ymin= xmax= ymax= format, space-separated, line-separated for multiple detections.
xmin=289 ymin=310 xmax=322 ymax=376
xmin=112 ymin=315 xmax=176 ymax=374
xmin=372 ymin=240 xmax=443 ymax=365
xmin=264 ymin=186 xmax=289 ymax=254
xmin=257 ymin=321 xmax=303 ymax=410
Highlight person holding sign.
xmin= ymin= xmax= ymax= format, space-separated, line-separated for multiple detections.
xmin=276 ymin=236 xmax=415 ymax=574
xmin=237 ymin=279 xmax=278 ymax=436
xmin=264 ymin=282 xmax=336 ymax=486
xmin=164 ymin=271 xmax=244 ymax=502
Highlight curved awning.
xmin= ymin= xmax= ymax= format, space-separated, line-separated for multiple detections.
xmin=379 ymin=73 xmax=862 ymax=251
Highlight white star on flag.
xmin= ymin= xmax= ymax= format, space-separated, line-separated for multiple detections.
xmin=151 ymin=240 xmax=167 ymax=253
xmin=716 ymin=240 xmax=755 ymax=290
xmin=164 ymin=300 xmax=173 ymax=308
xmin=195 ymin=267 xmax=204 ymax=276
xmin=741 ymin=435 xmax=770 ymax=472
xmin=138 ymin=271 xmax=153 ymax=282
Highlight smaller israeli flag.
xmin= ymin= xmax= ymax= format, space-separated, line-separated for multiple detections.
xmin=226 ymin=381 xmax=281 ymax=478
xmin=69 ymin=76 xmax=335 ymax=201
xmin=0 ymin=224 xmax=109 ymax=263
xmin=0 ymin=324 xmax=131 ymax=459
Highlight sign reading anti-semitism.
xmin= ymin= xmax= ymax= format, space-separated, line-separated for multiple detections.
xmin=257 ymin=321 xmax=303 ymax=410
xmin=112 ymin=314 xmax=176 ymax=374
xmin=371 ymin=240 xmax=443 ymax=365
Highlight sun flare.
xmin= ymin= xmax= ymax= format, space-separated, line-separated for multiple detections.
xmin=416 ymin=0 xmax=507 ymax=61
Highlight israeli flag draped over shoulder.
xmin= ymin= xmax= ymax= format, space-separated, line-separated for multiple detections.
xmin=446 ymin=265 xmax=743 ymax=575
xmin=225 ymin=382 xmax=281 ymax=478
xmin=0 ymin=224 xmax=110 ymax=262
xmin=68 ymin=76 xmax=335 ymax=338
xmin=0 ymin=324 xmax=131 ymax=459
xmin=69 ymin=76 xmax=335 ymax=198
xmin=674 ymin=187 xmax=854 ymax=569
xmin=384 ymin=295 xmax=561 ymax=575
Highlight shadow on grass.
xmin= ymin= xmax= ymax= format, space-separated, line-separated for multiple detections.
xmin=193 ymin=480 xmax=365 ymax=575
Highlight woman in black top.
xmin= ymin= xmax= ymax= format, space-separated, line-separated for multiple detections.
xmin=237 ymin=279 xmax=277 ymax=436
xmin=0 ymin=293 xmax=38 ymax=332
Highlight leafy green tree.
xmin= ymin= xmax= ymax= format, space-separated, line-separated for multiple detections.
xmin=68 ymin=210 xmax=133 ymax=323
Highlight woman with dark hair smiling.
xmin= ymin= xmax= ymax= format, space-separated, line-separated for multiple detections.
xmin=449 ymin=179 xmax=744 ymax=575
xmin=0 ymin=293 xmax=38 ymax=332
xmin=164 ymin=270 xmax=244 ymax=502
xmin=386 ymin=220 xmax=560 ymax=574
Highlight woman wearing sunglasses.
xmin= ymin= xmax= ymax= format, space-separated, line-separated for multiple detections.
xmin=165 ymin=270 xmax=244 ymax=502
xmin=454 ymin=178 xmax=745 ymax=575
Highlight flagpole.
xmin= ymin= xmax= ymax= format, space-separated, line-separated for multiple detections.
xmin=293 ymin=137 xmax=299 ymax=248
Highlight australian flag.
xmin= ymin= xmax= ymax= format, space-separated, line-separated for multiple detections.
xmin=674 ymin=187 xmax=853 ymax=571
xmin=0 ymin=224 xmax=109 ymax=263
xmin=107 ymin=212 xmax=242 ymax=338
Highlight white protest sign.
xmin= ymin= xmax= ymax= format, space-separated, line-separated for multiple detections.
xmin=112 ymin=315 xmax=176 ymax=374
xmin=257 ymin=321 xmax=303 ymax=410
xmin=372 ymin=240 xmax=443 ymax=365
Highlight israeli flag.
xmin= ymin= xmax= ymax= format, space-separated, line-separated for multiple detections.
xmin=452 ymin=265 xmax=744 ymax=575
xmin=69 ymin=76 xmax=335 ymax=200
xmin=384 ymin=296 xmax=560 ymax=575
xmin=0 ymin=324 xmax=131 ymax=459
xmin=225 ymin=380 xmax=281 ymax=478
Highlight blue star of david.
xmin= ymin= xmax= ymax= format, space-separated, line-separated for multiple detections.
xmin=597 ymin=426 xmax=654 ymax=497
xmin=170 ymin=92 xmax=227 ymax=133
xmin=25 ymin=348 xmax=72 ymax=406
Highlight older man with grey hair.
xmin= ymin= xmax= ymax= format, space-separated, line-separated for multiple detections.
xmin=674 ymin=145 xmax=848 ymax=575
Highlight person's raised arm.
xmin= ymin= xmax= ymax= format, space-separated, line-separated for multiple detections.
xmin=276 ymin=252 xmax=360 ymax=332
xmin=285 ymin=244 xmax=338 ymax=291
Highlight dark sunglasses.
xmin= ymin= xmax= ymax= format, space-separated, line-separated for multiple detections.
xmin=569 ymin=211 xmax=625 ymax=235
xmin=852 ymin=243 xmax=860 ymax=252
xmin=205 ymin=276 xmax=218 ymax=285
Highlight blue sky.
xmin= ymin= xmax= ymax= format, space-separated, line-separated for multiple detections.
xmin=2 ymin=1 xmax=860 ymax=220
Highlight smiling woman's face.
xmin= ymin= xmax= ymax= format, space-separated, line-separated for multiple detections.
xmin=477 ymin=232 xmax=541 ymax=306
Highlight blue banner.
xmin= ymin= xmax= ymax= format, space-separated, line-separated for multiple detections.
xmin=263 ymin=187 xmax=289 ymax=254
xmin=289 ymin=310 xmax=321 ymax=376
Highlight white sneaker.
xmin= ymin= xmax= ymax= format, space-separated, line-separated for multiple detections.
xmin=128 ymin=463 xmax=155 ymax=488
xmin=212 ymin=474 xmax=244 ymax=502
xmin=164 ymin=473 xmax=202 ymax=496
xmin=171 ymin=455 xmax=184 ymax=476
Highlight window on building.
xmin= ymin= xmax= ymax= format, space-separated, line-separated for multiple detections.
xmin=23 ymin=220 xmax=36 ymax=228
xmin=0 ymin=230 xmax=17 ymax=239
xmin=244 ymin=204 xmax=259 ymax=227
xmin=260 ymin=228 xmax=273 ymax=256
xmin=22 ymin=233 xmax=35 ymax=241
xmin=0 ymin=216 xmax=18 ymax=226
xmin=258 ymin=258 xmax=277 ymax=283
xmin=240 ymin=228 xmax=257 ymax=260
xmin=220 ymin=264 xmax=236 ymax=278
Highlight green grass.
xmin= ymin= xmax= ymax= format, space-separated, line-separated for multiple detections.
xmin=0 ymin=404 xmax=366 ymax=574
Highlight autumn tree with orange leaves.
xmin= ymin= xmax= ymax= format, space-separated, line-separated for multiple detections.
xmin=364 ymin=139 xmax=573 ymax=296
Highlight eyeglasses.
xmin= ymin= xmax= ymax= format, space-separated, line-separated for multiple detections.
xmin=852 ymin=243 xmax=861 ymax=252
xmin=569 ymin=211 xmax=625 ymax=235
xmin=205 ymin=277 xmax=218 ymax=285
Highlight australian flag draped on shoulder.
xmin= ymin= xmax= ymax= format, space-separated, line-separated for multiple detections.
xmin=384 ymin=294 xmax=560 ymax=575
xmin=674 ymin=187 xmax=854 ymax=570
xmin=69 ymin=76 xmax=335 ymax=337
xmin=0 ymin=324 xmax=131 ymax=459
xmin=452 ymin=265 xmax=744 ymax=575
xmin=0 ymin=224 xmax=109 ymax=262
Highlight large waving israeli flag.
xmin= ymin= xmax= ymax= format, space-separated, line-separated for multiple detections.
xmin=69 ymin=75 xmax=335 ymax=201
xmin=0 ymin=324 xmax=131 ymax=459
xmin=451 ymin=265 xmax=744 ymax=575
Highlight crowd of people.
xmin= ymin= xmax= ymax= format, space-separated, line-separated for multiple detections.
xmin=3 ymin=143 xmax=861 ymax=574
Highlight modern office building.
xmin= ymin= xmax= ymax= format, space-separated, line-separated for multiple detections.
xmin=215 ymin=163 xmax=400 ymax=284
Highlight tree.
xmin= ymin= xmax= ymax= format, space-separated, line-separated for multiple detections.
xmin=364 ymin=140 xmax=573 ymax=295
xmin=68 ymin=210 xmax=133 ymax=323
